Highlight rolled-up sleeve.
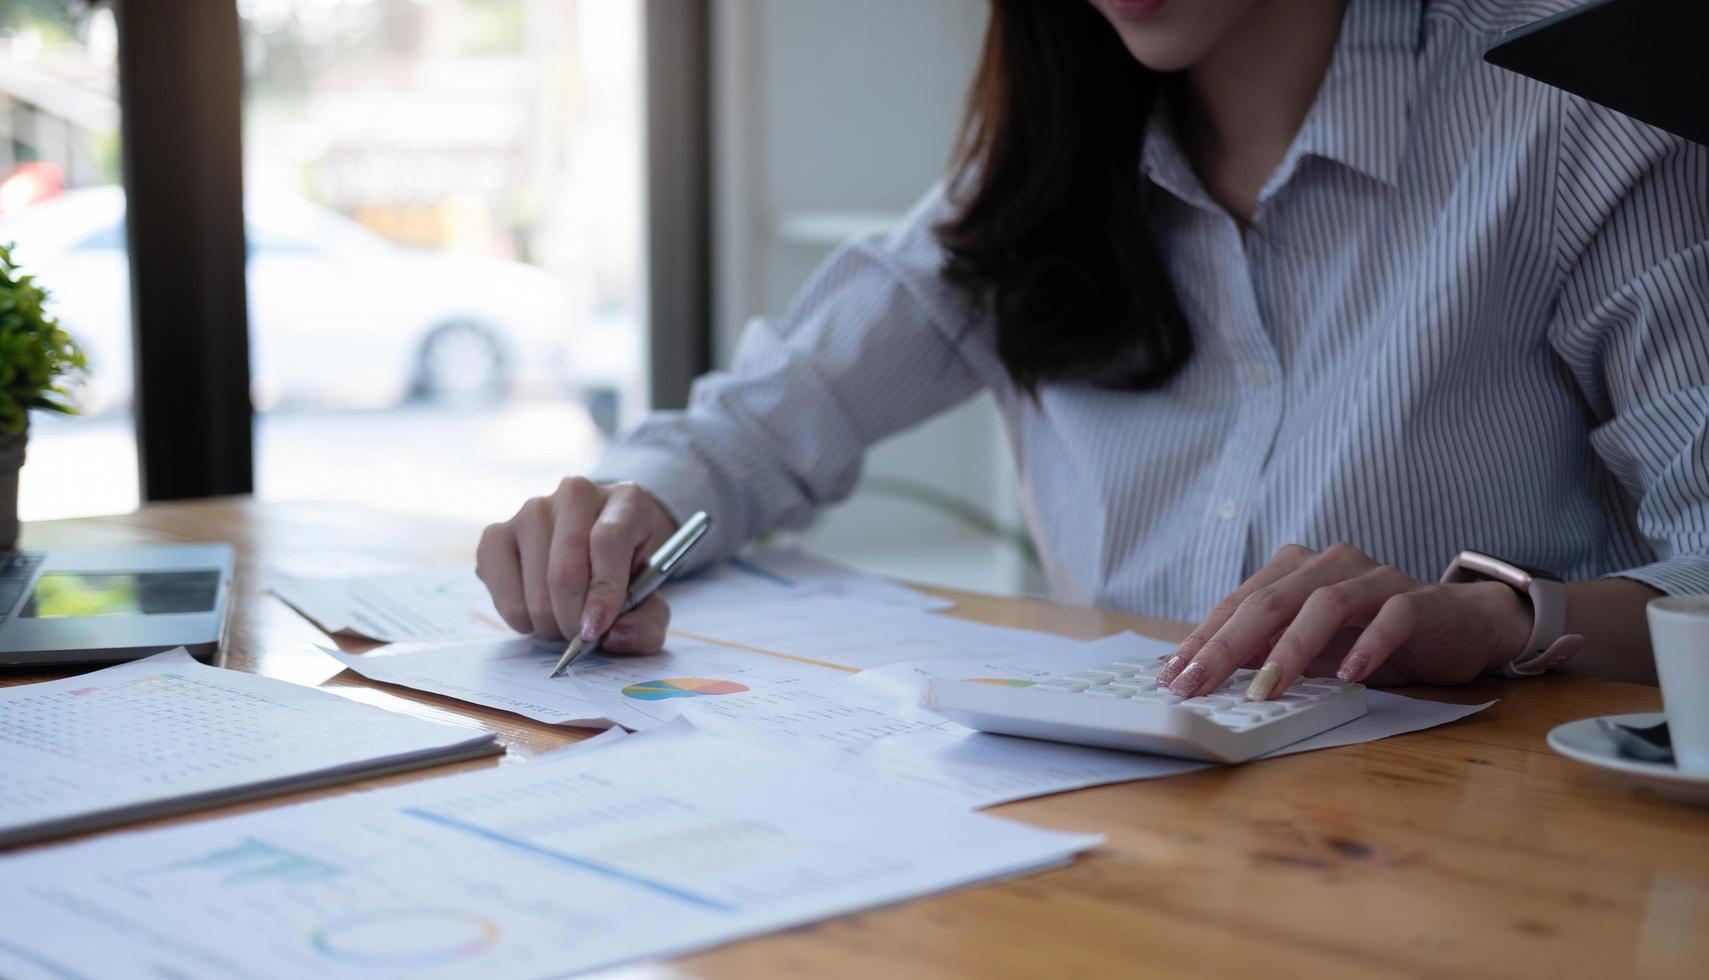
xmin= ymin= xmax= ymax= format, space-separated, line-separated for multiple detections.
xmin=588 ymin=184 xmax=988 ymax=568
xmin=1548 ymin=100 xmax=1709 ymax=595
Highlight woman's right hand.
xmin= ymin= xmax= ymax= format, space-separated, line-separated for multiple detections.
xmin=476 ymin=478 xmax=679 ymax=652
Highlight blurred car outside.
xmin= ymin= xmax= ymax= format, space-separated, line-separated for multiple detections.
xmin=0 ymin=184 xmax=638 ymax=416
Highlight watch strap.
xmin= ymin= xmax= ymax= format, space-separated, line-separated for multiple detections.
xmin=1440 ymin=551 xmax=1584 ymax=677
xmin=1503 ymin=576 xmax=1583 ymax=677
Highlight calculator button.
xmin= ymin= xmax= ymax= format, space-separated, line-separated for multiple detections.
xmin=1111 ymin=658 xmax=1160 ymax=671
xmin=1181 ymin=694 xmax=1239 ymax=711
xmin=1130 ymin=690 xmax=1185 ymax=704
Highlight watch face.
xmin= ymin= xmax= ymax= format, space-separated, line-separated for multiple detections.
xmin=1451 ymin=551 xmax=1563 ymax=588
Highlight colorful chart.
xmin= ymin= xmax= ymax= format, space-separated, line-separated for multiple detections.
xmin=621 ymin=678 xmax=751 ymax=700
xmin=312 ymin=909 xmax=500 ymax=967
xmin=964 ymin=678 xmax=1036 ymax=687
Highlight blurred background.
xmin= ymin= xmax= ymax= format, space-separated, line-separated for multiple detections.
xmin=0 ymin=0 xmax=1039 ymax=595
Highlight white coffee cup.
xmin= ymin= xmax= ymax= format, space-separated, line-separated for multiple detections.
xmin=1647 ymin=596 xmax=1709 ymax=775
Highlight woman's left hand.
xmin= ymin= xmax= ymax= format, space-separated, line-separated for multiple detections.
xmin=1157 ymin=543 xmax=1533 ymax=699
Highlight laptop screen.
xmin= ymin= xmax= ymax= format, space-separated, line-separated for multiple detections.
xmin=21 ymin=571 xmax=223 ymax=619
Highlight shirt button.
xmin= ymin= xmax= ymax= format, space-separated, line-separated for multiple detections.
xmin=1216 ymin=501 xmax=1237 ymax=521
xmin=1248 ymin=366 xmax=1272 ymax=388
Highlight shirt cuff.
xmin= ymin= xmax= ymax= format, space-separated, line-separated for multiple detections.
xmin=1603 ymin=556 xmax=1709 ymax=597
xmin=586 ymin=444 xmax=734 ymax=574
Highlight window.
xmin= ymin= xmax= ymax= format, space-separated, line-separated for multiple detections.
xmin=0 ymin=2 xmax=137 ymax=521
xmin=240 ymin=0 xmax=647 ymax=521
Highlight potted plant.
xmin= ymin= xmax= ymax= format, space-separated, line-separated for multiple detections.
xmin=0 ymin=242 xmax=86 ymax=550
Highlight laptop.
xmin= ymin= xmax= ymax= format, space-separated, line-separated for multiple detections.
xmin=0 ymin=544 xmax=235 ymax=666
xmin=1483 ymin=0 xmax=1709 ymax=146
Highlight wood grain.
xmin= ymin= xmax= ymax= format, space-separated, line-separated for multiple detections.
xmin=8 ymin=499 xmax=1707 ymax=979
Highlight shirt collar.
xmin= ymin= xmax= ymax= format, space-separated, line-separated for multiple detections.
xmin=1141 ymin=0 xmax=1423 ymax=208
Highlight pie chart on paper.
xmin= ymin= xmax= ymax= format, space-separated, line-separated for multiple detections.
xmin=621 ymin=678 xmax=752 ymax=701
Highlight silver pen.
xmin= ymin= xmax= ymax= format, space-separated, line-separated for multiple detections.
xmin=549 ymin=511 xmax=711 ymax=677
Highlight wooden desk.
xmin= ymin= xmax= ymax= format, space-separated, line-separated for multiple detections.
xmin=10 ymin=499 xmax=1708 ymax=979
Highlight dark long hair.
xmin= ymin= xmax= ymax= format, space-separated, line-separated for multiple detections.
xmin=936 ymin=0 xmax=1191 ymax=392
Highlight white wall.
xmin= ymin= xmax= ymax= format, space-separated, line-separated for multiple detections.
xmin=711 ymin=0 xmax=1038 ymax=595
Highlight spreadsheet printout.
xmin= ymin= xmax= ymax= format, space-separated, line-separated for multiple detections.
xmin=0 ymin=650 xmax=496 ymax=845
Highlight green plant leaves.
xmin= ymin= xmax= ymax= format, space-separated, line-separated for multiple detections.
xmin=0 ymin=241 xmax=87 ymax=434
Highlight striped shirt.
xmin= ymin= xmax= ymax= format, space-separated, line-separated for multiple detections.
xmin=593 ymin=0 xmax=1709 ymax=622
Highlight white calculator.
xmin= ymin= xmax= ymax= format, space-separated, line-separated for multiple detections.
xmin=923 ymin=655 xmax=1367 ymax=764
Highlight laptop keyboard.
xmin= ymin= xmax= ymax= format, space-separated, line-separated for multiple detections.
xmin=0 ymin=552 xmax=45 ymax=622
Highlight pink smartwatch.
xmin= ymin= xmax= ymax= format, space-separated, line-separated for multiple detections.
xmin=1440 ymin=550 xmax=1584 ymax=677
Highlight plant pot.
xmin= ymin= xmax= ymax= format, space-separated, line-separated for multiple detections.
xmin=0 ymin=423 xmax=23 ymax=552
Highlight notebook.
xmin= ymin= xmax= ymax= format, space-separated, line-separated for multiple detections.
xmin=0 ymin=649 xmax=501 ymax=846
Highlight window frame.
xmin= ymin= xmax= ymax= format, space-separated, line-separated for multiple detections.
xmin=109 ymin=0 xmax=711 ymax=501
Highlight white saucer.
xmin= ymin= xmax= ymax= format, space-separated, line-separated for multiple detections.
xmin=1548 ymin=712 xmax=1709 ymax=805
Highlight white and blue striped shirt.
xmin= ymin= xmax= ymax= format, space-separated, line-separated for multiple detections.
xmin=594 ymin=0 xmax=1709 ymax=623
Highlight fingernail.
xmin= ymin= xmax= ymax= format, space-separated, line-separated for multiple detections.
xmin=604 ymin=625 xmax=636 ymax=651
xmin=1338 ymin=653 xmax=1369 ymax=683
xmin=579 ymin=611 xmax=604 ymax=643
xmin=1157 ymin=654 xmax=1190 ymax=684
xmin=1169 ymin=661 xmax=1207 ymax=696
xmin=1246 ymin=661 xmax=1282 ymax=701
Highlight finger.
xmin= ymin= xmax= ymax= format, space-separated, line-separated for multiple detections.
xmin=513 ymin=498 xmax=562 ymax=640
xmin=475 ymin=522 xmax=532 ymax=633
xmin=1170 ymin=544 xmax=1381 ymax=696
xmin=1338 ymin=590 xmax=1436 ymax=682
xmin=546 ymin=478 xmax=605 ymax=642
xmin=1258 ymin=566 xmax=1415 ymax=698
xmin=600 ymin=595 xmax=671 ymax=654
xmin=1159 ymin=544 xmax=1317 ymax=686
xmin=580 ymin=488 xmax=652 ymax=641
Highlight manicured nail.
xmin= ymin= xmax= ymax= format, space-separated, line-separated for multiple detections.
xmin=1158 ymin=654 xmax=1190 ymax=685
xmin=1169 ymin=661 xmax=1207 ymax=696
xmin=579 ymin=611 xmax=605 ymax=643
xmin=1246 ymin=661 xmax=1282 ymax=701
xmin=1338 ymin=654 xmax=1369 ymax=683
xmin=603 ymin=624 xmax=636 ymax=650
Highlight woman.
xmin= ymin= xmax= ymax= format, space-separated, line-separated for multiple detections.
xmin=477 ymin=0 xmax=1708 ymax=700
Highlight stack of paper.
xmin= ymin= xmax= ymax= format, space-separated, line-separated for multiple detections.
xmin=0 ymin=722 xmax=1100 ymax=980
xmin=269 ymin=568 xmax=509 ymax=643
xmin=0 ymin=650 xmax=500 ymax=846
xmin=270 ymin=548 xmax=951 ymax=645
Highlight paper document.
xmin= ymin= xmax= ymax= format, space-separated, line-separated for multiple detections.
xmin=0 ymin=651 xmax=499 ymax=846
xmin=663 ymin=547 xmax=954 ymax=624
xmin=271 ymin=549 xmax=947 ymax=645
xmin=271 ymin=568 xmax=508 ymax=643
xmin=679 ymin=634 xmax=1212 ymax=806
xmin=679 ymin=632 xmax=1495 ymax=807
xmin=567 ymin=638 xmax=851 ymax=730
xmin=0 ymin=723 xmax=1099 ymax=980
xmin=669 ymin=594 xmax=1080 ymax=670
xmin=324 ymin=636 xmax=611 ymax=727
xmin=328 ymin=632 xmax=851 ymax=732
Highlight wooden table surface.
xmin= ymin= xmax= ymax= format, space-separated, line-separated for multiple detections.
xmin=9 ymin=498 xmax=1708 ymax=979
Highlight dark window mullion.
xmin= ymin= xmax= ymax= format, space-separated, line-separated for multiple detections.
xmin=644 ymin=0 xmax=714 ymax=411
xmin=114 ymin=0 xmax=252 ymax=500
